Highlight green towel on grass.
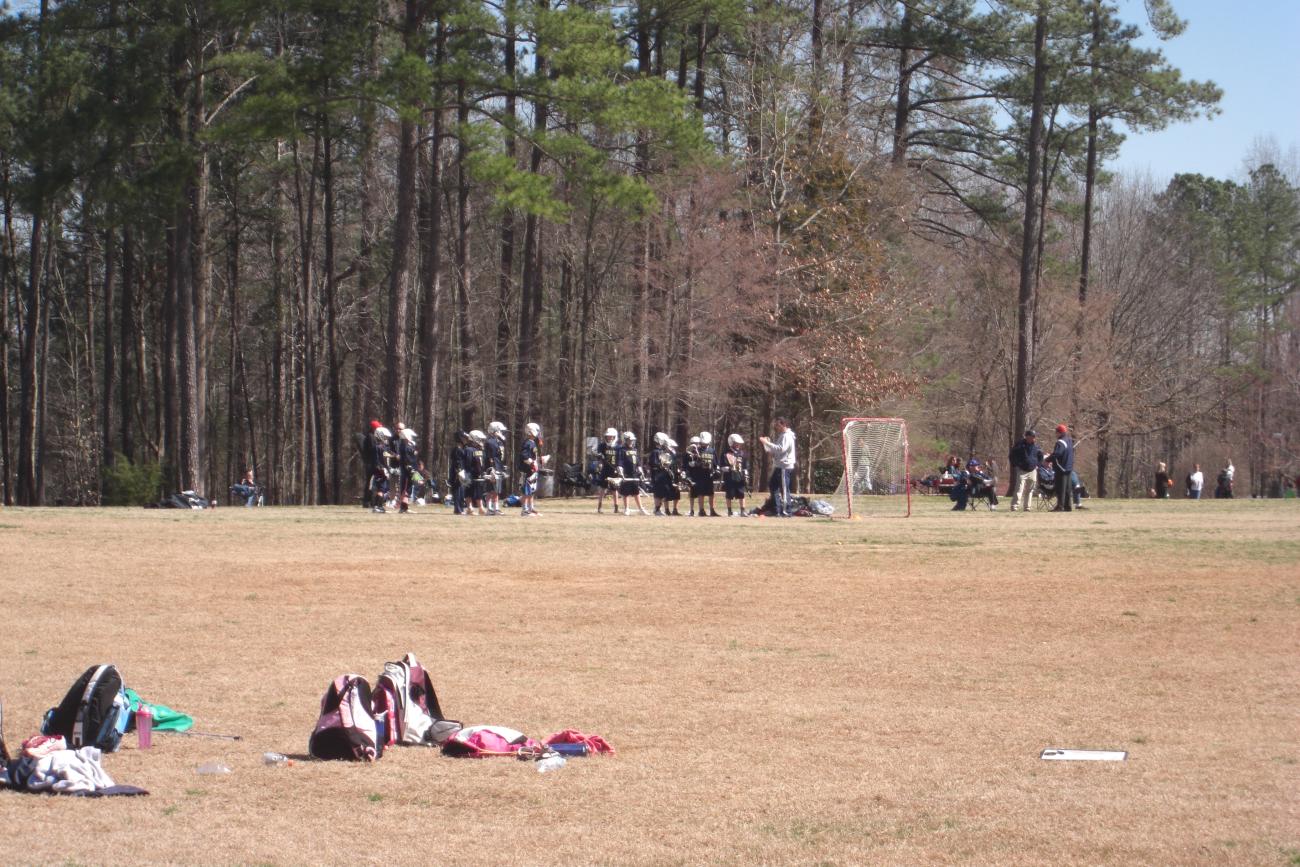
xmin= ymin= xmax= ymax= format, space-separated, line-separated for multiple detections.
xmin=124 ymin=688 xmax=194 ymax=732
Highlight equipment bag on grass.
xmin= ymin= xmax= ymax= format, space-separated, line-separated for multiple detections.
xmin=308 ymin=675 xmax=383 ymax=761
xmin=372 ymin=653 xmax=460 ymax=747
xmin=41 ymin=665 xmax=131 ymax=753
xmin=441 ymin=725 xmax=542 ymax=758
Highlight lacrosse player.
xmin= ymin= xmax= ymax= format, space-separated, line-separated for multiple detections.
xmin=370 ymin=426 xmax=395 ymax=512
xmin=448 ymin=430 xmax=471 ymax=515
xmin=485 ymin=421 xmax=508 ymax=514
xmin=396 ymin=427 xmax=420 ymax=514
xmin=519 ymin=422 xmax=544 ymax=517
xmin=617 ymin=431 xmax=649 ymax=515
xmin=722 ymin=434 xmax=749 ymax=516
xmin=650 ymin=432 xmax=676 ymax=516
xmin=468 ymin=430 xmax=489 ymax=515
xmin=596 ymin=427 xmax=621 ymax=514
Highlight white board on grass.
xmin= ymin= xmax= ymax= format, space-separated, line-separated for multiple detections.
xmin=1040 ymin=748 xmax=1127 ymax=761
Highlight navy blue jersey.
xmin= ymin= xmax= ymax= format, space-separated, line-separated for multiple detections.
xmin=468 ymin=445 xmax=486 ymax=476
xmin=1009 ymin=439 xmax=1043 ymax=472
xmin=617 ymin=445 xmax=640 ymax=477
xmin=519 ymin=438 xmax=539 ymax=473
xmin=722 ymin=447 xmax=747 ymax=479
xmin=597 ymin=441 xmax=620 ymax=477
xmin=397 ymin=438 xmax=419 ymax=470
xmin=485 ymin=437 xmax=505 ymax=471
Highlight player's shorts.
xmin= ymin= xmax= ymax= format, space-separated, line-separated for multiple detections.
xmin=618 ymin=479 xmax=640 ymax=496
xmin=724 ymin=480 xmax=746 ymax=499
xmin=690 ymin=477 xmax=713 ymax=497
xmin=652 ymin=471 xmax=675 ymax=499
xmin=471 ymin=481 xmax=486 ymax=501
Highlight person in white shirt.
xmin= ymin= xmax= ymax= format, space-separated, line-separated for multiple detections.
xmin=759 ymin=417 xmax=797 ymax=517
xmin=1187 ymin=464 xmax=1204 ymax=499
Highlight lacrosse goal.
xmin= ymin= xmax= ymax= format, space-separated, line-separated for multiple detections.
xmin=835 ymin=417 xmax=911 ymax=517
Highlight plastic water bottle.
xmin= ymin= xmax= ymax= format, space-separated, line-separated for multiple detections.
xmin=195 ymin=762 xmax=232 ymax=775
xmin=536 ymin=755 xmax=566 ymax=774
xmin=262 ymin=752 xmax=292 ymax=767
xmin=136 ymin=705 xmax=153 ymax=750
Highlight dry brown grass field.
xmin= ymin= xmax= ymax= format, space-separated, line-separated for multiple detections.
xmin=0 ymin=495 xmax=1296 ymax=866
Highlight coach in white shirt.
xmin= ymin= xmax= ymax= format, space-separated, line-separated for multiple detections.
xmin=759 ymin=417 xmax=797 ymax=517
xmin=1188 ymin=464 xmax=1204 ymax=499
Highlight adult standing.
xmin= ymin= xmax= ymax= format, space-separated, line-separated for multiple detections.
xmin=1154 ymin=462 xmax=1170 ymax=499
xmin=759 ymin=417 xmax=797 ymax=517
xmin=1008 ymin=429 xmax=1043 ymax=512
xmin=1049 ymin=424 xmax=1074 ymax=512
xmin=1186 ymin=464 xmax=1204 ymax=499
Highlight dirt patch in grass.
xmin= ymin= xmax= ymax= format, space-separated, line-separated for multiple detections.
xmin=0 ymin=498 xmax=1296 ymax=865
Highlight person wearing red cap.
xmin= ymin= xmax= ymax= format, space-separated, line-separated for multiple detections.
xmin=1049 ymin=424 xmax=1074 ymax=512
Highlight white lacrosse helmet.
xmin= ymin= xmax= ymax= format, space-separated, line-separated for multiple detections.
xmin=700 ymin=431 xmax=713 ymax=446
xmin=667 ymin=438 xmax=678 ymax=451
xmin=728 ymin=433 xmax=744 ymax=446
xmin=525 ymin=422 xmax=541 ymax=437
xmin=488 ymin=421 xmax=508 ymax=439
xmin=604 ymin=427 xmax=618 ymax=441
xmin=654 ymin=432 xmax=669 ymax=447
xmin=690 ymin=435 xmax=702 ymax=446
xmin=375 ymin=426 xmax=393 ymax=441
xmin=470 ymin=429 xmax=486 ymax=444
xmin=623 ymin=430 xmax=637 ymax=443
xmin=400 ymin=428 xmax=418 ymax=444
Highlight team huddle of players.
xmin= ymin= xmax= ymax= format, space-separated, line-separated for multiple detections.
xmin=363 ymin=421 xmax=748 ymax=517
xmin=364 ymin=419 xmax=547 ymax=516
xmin=592 ymin=428 xmax=750 ymax=517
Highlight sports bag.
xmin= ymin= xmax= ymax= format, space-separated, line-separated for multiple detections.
xmin=441 ymin=725 xmax=542 ymax=758
xmin=308 ymin=675 xmax=383 ymax=761
xmin=372 ymin=653 xmax=460 ymax=747
xmin=41 ymin=664 xmax=131 ymax=753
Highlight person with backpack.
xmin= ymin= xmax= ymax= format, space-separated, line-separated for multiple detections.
xmin=518 ymin=422 xmax=544 ymax=517
xmin=1008 ymin=429 xmax=1042 ymax=512
xmin=722 ymin=434 xmax=749 ymax=517
xmin=485 ymin=421 xmax=508 ymax=515
xmin=1050 ymin=424 xmax=1075 ymax=512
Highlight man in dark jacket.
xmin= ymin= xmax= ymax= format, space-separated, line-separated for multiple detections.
xmin=1050 ymin=424 xmax=1074 ymax=512
xmin=1008 ymin=429 xmax=1043 ymax=512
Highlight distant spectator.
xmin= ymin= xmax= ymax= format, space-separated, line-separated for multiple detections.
xmin=1008 ymin=429 xmax=1042 ymax=512
xmin=1154 ymin=462 xmax=1171 ymax=499
xmin=1186 ymin=464 xmax=1204 ymax=500
xmin=1050 ymin=425 xmax=1074 ymax=512
xmin=231 ymin=469 xmax=258 ymax=507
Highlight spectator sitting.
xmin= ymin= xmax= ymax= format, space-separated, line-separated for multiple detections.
xmin=230 ymin=469 xmax=260 ymax=507
xmin=951 ymin=458 xmax=997 ymax=511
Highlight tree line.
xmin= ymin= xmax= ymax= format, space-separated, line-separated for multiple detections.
xmin=0 ymin=0 xmax=1295 ymax=506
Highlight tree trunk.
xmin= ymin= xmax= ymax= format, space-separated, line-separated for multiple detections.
xmin=455 ymin=81 xmax=476 ymax=431
xmin=119 ymin=228 xmax=134 ymax=462
xmin=382 ymin=0 xmax=424 ymax=425
xmin=495 ymin=10 xmax=517 ymax=417
xmin=323 ymin=115 xmax=342 ymax=503
xmin=1011 ymin=4 xmax=1048 ymax=449
xmin=418 ymin=18 xmax=447 ymax=466
xmin=890 ymin=2 xmax=913 ymax=165
xmin=517 ymin=0 xmax=549 ymax=423
xmin=101 ymin=228 xmax=116 ymax=475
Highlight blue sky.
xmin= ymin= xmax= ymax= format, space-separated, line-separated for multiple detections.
xmin=1112 ymin=0 xmax=1300 ymax=181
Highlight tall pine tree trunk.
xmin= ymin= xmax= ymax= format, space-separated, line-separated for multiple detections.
xmin=418 ymin=19 xmax=447 ymax=464
xmin=1011 ymin=4 xmax=1048 ymax=446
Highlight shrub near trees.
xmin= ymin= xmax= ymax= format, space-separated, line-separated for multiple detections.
xmin=0 ymin=0 xmax=1293 ymax=506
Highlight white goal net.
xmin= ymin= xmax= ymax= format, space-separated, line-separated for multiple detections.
xmin=834 ymin=417 xmax=911 ymax=517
